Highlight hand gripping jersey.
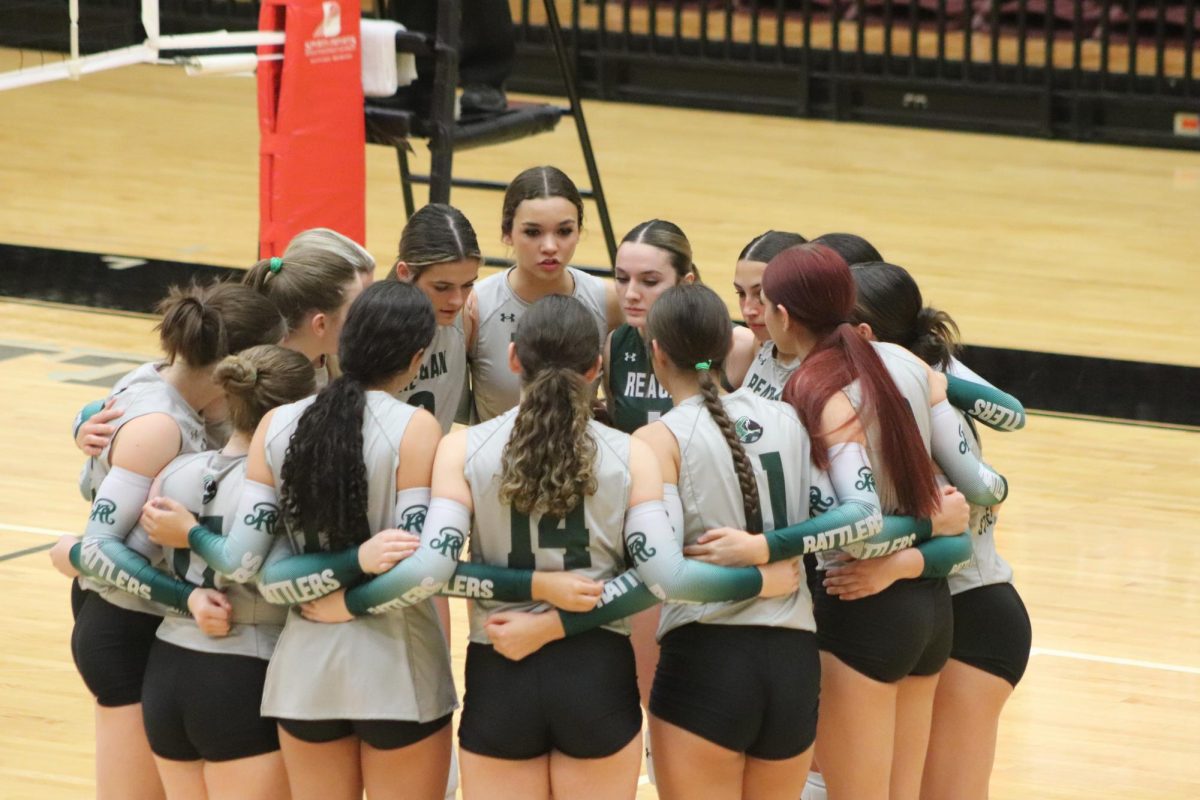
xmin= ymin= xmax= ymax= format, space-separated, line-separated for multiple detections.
xmin=258 ymin=392 xmax=457 ymax=723
xmin=139 ymin=451 xmax=287 ymax=659
xmin=395 ymin=315 xmax=468 ymax=433
xmin=464 ymin=408 xmax=633 ymax=642
xmin=78 ymin=362 xmax=208 ymax=613
xmin=658 ymin=391 xmax=817 ymax=635
xmin=607 ymin=323 xmax=672 ymax=433
xmin=469 ymin=268 xmax=609 ymax=422
xmin=944 ymin=359 xmax=1014 ymax=593
xmin=741 ymin=340 xmax=801 ymax=401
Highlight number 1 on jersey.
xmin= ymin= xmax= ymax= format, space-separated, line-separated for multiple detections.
xmin=508 ymin=505 xmax=592 ymax=570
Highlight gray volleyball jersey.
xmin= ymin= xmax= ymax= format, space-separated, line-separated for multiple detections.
xmin=396 ymin=316 xmax=467 ymax=433
xmin=469 ymin=268 xmax=609 ymax=421
xmin=659 ymin=391 xmax=817 ymax=635
xmin=79 ymin=362 xmax=208 ymax=611
xmin=259 ymin=391 xmax=456 ymax=722
xmin=818 ymin=341 xmax=932 ymax=569
xmin=143 ymin=451 xmax=286 ymax=659
xmin=944 ymin=359 xmax=1013 ymax=594
xmin=741 ymin=341 xmax=801 ymax=402
xmin=464 ymin=409 xmax=633 ymax=643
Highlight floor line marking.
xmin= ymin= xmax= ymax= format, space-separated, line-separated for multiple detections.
xmin=0 ymin=543 xmax=55 ymax=562
xmin=0 ymin=523 xmax=73 ymax=538
xmin=1031 ymin=647 xmax=1200 ymax=676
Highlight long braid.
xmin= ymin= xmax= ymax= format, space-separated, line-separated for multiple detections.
xmin=696 ymin=368 xmax=762 ymax=532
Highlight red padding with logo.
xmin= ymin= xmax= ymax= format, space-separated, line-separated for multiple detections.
xmin=257 ymin=0 xmax=365 ymax=258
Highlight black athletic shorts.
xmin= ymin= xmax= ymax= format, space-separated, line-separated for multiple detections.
xmin=814 ymin=575 xmax=953 ymax=683
xmin=278 ymin=714 xmax=452 ymax=751
xmin=141 ymin=639 xmax=279 ymax=762
xmin=459 ymin=628 xmax=641 ymax=760
xmin=71 ymin=579 xmax=88 ymax=620
xmin=950 ymin=583 xmax=1032 ymax=687
xmin=650 ymin=623 xmax=820 ymax=760
xmin=70 ymin=589 xmax=161 ymax=707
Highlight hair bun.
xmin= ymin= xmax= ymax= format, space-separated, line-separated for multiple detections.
xmin=213 ymin=354 xmax=258 ymax=394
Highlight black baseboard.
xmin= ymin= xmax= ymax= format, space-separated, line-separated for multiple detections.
xmin=1 ymin=242 xmax=1194 ymax=427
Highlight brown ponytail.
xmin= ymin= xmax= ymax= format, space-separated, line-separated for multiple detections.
xmin=851 ymin=262 xmax=961 ymax=369
xmin=647 ymin=284 xmax=762 ymax=530
xmin=213 ymin=345 xmax=317 ymax=434
xmin=156 ymin=282 xmax=286 ymax=368
xmin=499 ymin=295 xmax=599 ymax=517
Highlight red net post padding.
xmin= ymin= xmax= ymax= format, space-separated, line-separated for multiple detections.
xmin=258 ymin=0 xmax=365 ymax=258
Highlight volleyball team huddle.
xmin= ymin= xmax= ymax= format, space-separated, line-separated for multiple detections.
xmin=53 ymin=165 xmax=1031 ymax=800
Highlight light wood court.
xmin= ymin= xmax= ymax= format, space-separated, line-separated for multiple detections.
xmin=1 ymin=43 xmax=1199 ymax=799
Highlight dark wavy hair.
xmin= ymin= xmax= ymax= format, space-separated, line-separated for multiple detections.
xmin=279 ymin=281 xmax=436 ymax=551
xmin=851 ymin=262 xmax=961 ymax=369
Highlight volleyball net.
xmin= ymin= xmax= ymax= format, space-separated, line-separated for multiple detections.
xmin=0 ymin=0 xmax=368 ymax=258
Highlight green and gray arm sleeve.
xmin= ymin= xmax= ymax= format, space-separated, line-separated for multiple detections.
xmin=551 ymin=485 xmax=689 ymax=637
xmin=393 ymin=488 xmax=540 ymax=603
xmin=625 ymin=500 xmax=763 ymax=603
xmin=344 ymin=497 xmax=469 ymax=616
xmin=71 ymin=466 xmax=194 ymax=612
xmin=944 ymin=370 xmax=1026 ymax=432
xmin=803 ymin=464 xmax=932 ymax=560
xmin=256 ymin=484 xmax=439 ymax=605
xmin=930 ymin=400 xmax=1008 ymax=506
xmin=557 ymin=571 xmax=660 ymax=637
xmin=188 ymin=479 xmax=280 ymax=582
xmin=762 ymin=443 xmax=884 ymax=562
xmin=915 ymin=531 xmax=973 ymax=577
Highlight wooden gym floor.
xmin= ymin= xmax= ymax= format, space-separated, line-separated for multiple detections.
xmin=1 ymin=48 xmax=1199 ymax=798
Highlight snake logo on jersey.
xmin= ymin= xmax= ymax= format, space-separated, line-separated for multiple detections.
xmin=734 ymin=416 xmax=763 ymax=444
xmin=243 ymin=502 xmax=280 ymax=536
xmin=625 ymin=531 xmax=657 ymax=565
xmin=398 ymin=504 xmax=428 ymax=534
xmin=201 ymin=475 xmax=217 ymax=505
xmin=430 ymin=527 xmax=465 ymax=560
xmin=809 ymin=486 xmax=835 ymax=516
xmin=90 ymin=499 xmax=117 ymax=525
xmin=855 ymin=467 xmax=876 ymax=493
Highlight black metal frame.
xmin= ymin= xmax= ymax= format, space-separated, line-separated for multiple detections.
xmin=384 ymin=0 xmax=618 ymax=264
xmin=507 ymin=1 xmax=1200 ymax=151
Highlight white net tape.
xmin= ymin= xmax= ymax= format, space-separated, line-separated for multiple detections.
xmin=0 ymin=0 xmax=284 ymax=92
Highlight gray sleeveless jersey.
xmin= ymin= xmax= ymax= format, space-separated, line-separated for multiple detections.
xmin=469 ymin=268 xmax=609 ymax=422
xmin=259 ymin=391 xmax=456 ymax=722
xmin=659 ymin=391 xmax=817 ymax=635
xmin=79 ymin=362 xmax=208 ymax=612
xmin=464 ymin=408 xmax=633 ymax=643
xmin=396 ymin=316 xmax=467 ymax=433
xmin=944 ymin=358 xmax=1013 ymax=593
xmin=137 ymin=451 xmax=287 ymax=659
xmin=741 ymin=341 xmax=801 ymax=402
xmin=818 ymin=341 xmax=932 ymax=569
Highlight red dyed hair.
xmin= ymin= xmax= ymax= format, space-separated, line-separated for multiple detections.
xmin=763 ymin=244 xmax=938 ymax=518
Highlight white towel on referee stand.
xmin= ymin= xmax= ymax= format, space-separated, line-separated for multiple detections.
xmin=361 ymin=18 xmax=418 ymax=98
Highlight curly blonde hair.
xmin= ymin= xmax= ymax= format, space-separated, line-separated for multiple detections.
xmin=499 ymin=295 xmax=600 ymax=517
